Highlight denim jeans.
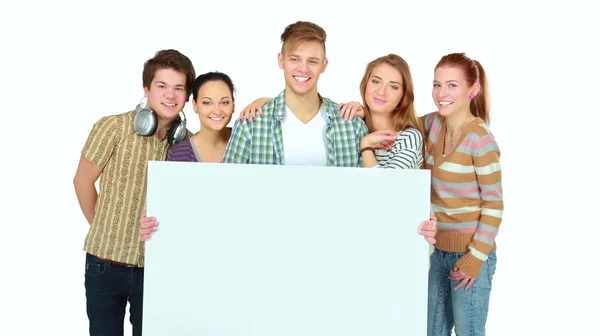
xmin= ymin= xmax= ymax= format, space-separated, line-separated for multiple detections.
xmin=427 ymin=248 xmax=497 ymax=336
xmin=84 ymin=253 xmax=144 ymax=336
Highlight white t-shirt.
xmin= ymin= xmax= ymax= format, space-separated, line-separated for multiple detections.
xmin=281 ymin=104 xmax=327 ymax=166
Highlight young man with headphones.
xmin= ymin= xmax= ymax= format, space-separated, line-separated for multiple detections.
xmin=73 ymin=49 xmax=196 ymax=336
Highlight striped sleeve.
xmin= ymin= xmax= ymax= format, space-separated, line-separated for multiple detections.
xmin=456 ymin=132 xmax=503 ymax=277
xmin=81 ymin=115 xmax=121 ymax=169
xmin=222 ymin=119 xmax=251 ymax=164
xmin=167 ymin=140 xmax=198 ymax=162
xmin=420 ymin=112 xmax=438 ymax=137
xmin=374 ymin=128 xmax=423 ymax=169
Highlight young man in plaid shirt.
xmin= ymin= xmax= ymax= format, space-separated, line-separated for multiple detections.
xmin=222 ymin=21 xmax=437 ymax=244
xmin=222 ymin=21 xmax=368 ymax=167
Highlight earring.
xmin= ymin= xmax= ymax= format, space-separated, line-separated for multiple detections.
xmin=469 ymin=93 xmax=475 ymax=100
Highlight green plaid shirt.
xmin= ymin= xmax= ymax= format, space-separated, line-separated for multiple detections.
xmin=223 ymin=90 xmax=368 ymax=167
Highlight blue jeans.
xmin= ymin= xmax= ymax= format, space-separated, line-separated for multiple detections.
xmin=427 ymin=248 xmax=497 ymax=336
xmin=84 ymin=253 xmax=144 ymax=336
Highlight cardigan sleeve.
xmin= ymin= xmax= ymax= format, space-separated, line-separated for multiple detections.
xmin=455 ymin=132 xmax=503 ymax=277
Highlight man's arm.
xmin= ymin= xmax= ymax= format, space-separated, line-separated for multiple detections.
xmin=73 ymin=156 xmax=103 ymax=225
xmin=355 ymin=119 xmax=369 ymax=167
xmin=222 ymin=119 xmax=251 ymax=164
xmin=74 ymin=115 xmax=119 ymax=225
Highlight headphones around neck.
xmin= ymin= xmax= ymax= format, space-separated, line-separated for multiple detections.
xmin=133 ymin=98 xmax=187 ymax=146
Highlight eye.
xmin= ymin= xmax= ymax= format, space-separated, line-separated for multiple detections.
xmin=175 ymin=87 xmax=184 ymax=91
xmin=221 ymin=101 xmax=230 ymax=105
xmin=371 ymin=79 xmax=380 ymax=84
xmin=449 ymin=83 xmax=457 ymax=88
xmin=310 ymin=60 xmax=317 ymax=65
xmin=158 ymin=85 xmax=166 ymax=89
xmin=433 ymin=83 xmax=440 ymax=88
xmin=390 ymin=85 xmax=399 ymax=90
xmin=202 ymin=101 xmax=211 ymax=106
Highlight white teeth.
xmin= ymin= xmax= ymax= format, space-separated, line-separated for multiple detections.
xmin=209 ymin=117 xmax=223 ymax=121
xmin=164 ymin=103 xmax=175 ymax=107
xmin=439 ymin=102 xmax=452 ymax=106
xmin=294 ymin=76 xmax=309 ymax=82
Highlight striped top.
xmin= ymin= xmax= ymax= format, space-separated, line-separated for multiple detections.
xmin=81 ymin=110 xmax=191 ymax=266
xmin=167 ymin=138 xmax=201 ymax=162
xmin=422 ymin=112 xmax=503 ymax=278
xmin=373 ymin=127 xmax=423 ymax=169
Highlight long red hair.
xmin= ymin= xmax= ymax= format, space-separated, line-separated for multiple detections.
xmin=435 ymin=52 xmax=491 ymax=124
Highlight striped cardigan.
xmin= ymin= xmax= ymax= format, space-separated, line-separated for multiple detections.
xmin=422 ymin=112 xmax=503 ymax=277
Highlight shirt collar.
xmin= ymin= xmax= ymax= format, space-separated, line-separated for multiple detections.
xmin=272 ymin=90 xmax=336 ymax=123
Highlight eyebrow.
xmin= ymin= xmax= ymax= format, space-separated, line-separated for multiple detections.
xmin=372 ymin=75 xmax=402 ymax=86
xmin=289 ymin=54 xmax=320 ymax=61
xmin=201 ymin=96 xmax=231 ymax=100
xmin=156 ymin=81 xmax=186 ymax=87
xmin=433 ymin=80 xmax=459 ymax=83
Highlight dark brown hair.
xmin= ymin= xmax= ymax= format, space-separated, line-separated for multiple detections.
xmin=142 ymin=49 xmax=196 ymax=98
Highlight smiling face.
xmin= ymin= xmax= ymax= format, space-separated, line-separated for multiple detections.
xmin=432 ymin=65 xmax=479 ymax=118
xmin=193 ymin=80 xmax=234 ymax=132
xmin=143 ymin=68 xmax=188 ymax=122
xmin=278 ymin=40 xmax=328 ymax=98
xmin=364 ymin=62 xmax=404 ymax=117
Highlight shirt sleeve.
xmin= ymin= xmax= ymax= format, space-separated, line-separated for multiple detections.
xmin=355 ymin=119 xmax=369 ymax=167
xmin=373 ymin=129 xmax=423 ymax=169
xmin=456 ymin=133 xmax=503 ymax=277
xmin=222 ymin=119 xmax=251 ymax=164
xmin=81 ymin=116 xmax=121 ymax=169
xmin=420 ymin=112 xmax=438 ymax=138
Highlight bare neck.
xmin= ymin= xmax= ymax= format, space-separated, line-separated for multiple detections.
xmin=445 ymin=110 xmax=474 ymax=137
xmin=370 ymin=113 xmax=394 ymax=132
xmin=285 ymin=89 xmax=321 ymax=123
xmin=194 ymin=127 xmax=230 ymax=147
xmin=155 ymin=120 xmax=174 ymax=140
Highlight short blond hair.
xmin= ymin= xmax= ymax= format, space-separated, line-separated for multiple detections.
xmin=280 ymin=21 xmax=327 ymax=58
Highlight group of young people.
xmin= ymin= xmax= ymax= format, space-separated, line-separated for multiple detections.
xmin=74 ymin=20 xmax=503 ymax=336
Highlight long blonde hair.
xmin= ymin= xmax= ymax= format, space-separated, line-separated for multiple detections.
xmin=359 ymin=54 xmax=423 ymax=135
xmin=359 ymin=54 xmax=425 ymax=168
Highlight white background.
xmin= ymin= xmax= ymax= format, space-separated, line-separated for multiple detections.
xmin=1 ymin=0 xmax=597 ymax=335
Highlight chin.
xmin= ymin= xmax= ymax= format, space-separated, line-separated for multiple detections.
xmin=293 ymin=87 xmax=312 ymax=96
xmin=156 ymin=110 xmax=181 ymax=120
xmin=437 ymin=108 xmax=452 ymax=117
xmin=369 ymin=107 xmax=390 ymax=116
xmin=204 ymin=123 xmax=226 ymax=132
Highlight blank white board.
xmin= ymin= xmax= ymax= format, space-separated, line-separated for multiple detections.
xmin=144 ymin=161 xmax=431 ymax=335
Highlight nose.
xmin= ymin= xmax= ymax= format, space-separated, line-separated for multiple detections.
xmin=376 ymin=84 xmax=386 ymax=96
xmin=297 ymin=60 xmax=309 ymax=72
xmin=436 ymin=85 xmax=448 ymax=98
xmin=165 ymin=87 xmax=176 ymax=98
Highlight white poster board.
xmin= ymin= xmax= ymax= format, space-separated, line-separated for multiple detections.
xmin=144 ymin=161 xmax=431 ymax=335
